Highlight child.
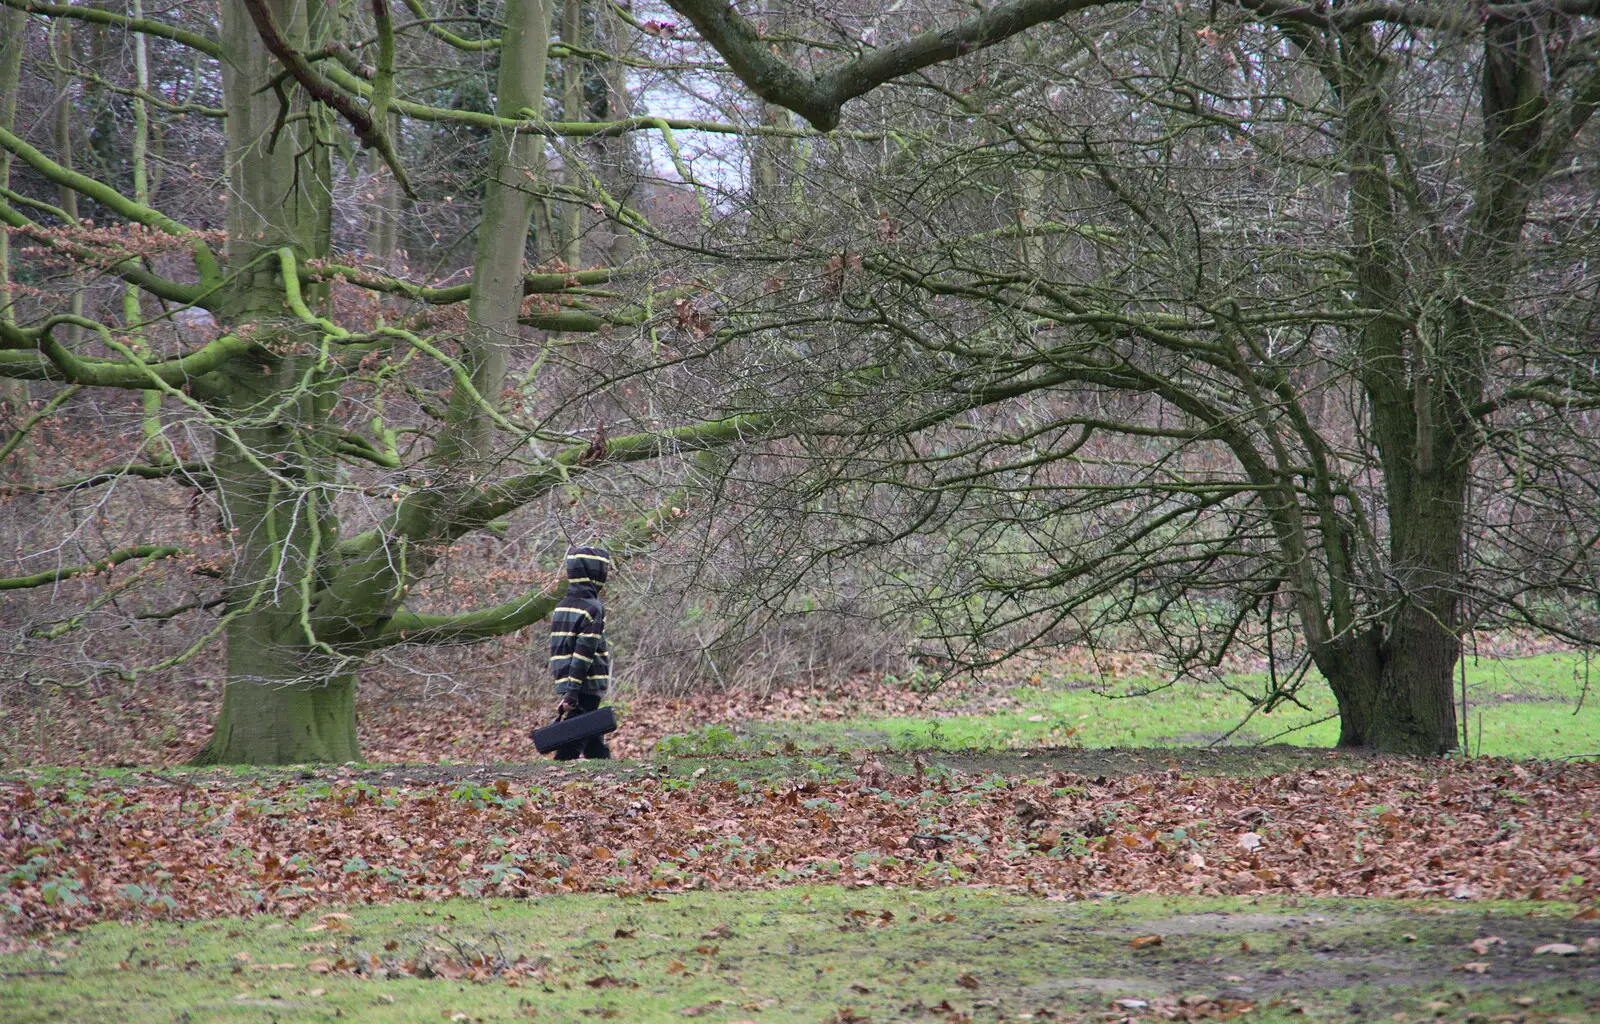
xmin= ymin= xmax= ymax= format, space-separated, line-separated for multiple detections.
xmin=546 ymin=545 xmax=612 ymax=759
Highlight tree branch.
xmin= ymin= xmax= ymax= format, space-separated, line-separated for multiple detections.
xmin=239 ymin=0 xmax=415 ymax=196
xmin=0 ymin=315 xmax=249 ymax=388
xmin=0 ymin=202 xmax=206 ymax=307
xmin=0 ymin=545 xmax=181 ymax=592
xmin=303 ymin=262 xmax=615 ymax=304
xmin=0 ymin=384 xmax=78 ymax=464
xmin=0 ymin=123 xmax=221 ymax=289
xmin=373 ymin=582 xmax=561 ymax=647
xmin=11 ymin=460 xmax=213 ymax=495
xmin=664 ymin=0 xmax=1128 ymax=129
xmin=0 ymin=0 xmax=221 ymax=57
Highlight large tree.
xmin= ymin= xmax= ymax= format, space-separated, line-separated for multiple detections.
xmin=0 ymin=0 xmax=790 ymax=763
xmin=667 ymin=0 xmax=1600 ymax=754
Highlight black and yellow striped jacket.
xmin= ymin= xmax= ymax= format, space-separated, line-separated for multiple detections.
xmin=550 ymin=547 xmax=610 ymax=695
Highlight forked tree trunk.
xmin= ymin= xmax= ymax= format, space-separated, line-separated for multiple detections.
xmin=192 ymin=0 xmax=345 ymax=765
xmin=1315 ymin=459 xmax=1466 ymax=754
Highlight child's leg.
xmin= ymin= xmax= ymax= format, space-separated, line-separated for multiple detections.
xmin=549 ymin=692 xmax=589 ymax=760
xmin=575 ymin=692 xmax=610 ymax=758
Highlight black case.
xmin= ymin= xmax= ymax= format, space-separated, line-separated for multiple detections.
xmin=532 ymin=706 xmax=618 ymax=754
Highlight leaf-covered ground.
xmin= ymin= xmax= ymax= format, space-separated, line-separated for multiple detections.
xmin=4 ymin=888 xmax=1599 ymax=1024
xmin=4 ymin=756 xmax=1598 ymax=936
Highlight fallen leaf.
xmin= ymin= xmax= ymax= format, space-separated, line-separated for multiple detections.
xmin=956 ymin=972 xmax=980 ymax=989
xmin=1456 ymin=961 xmax=1491 ymax=973
xmin=1114 ymin=999 xmax=1149 ymax=1010
xmin=306 ymin=958 xmax=333 ymax=974
xmin=1468 ymin=936 xmax=1504 ymax=954
xmin=1238 ymin=832 xmax=1263 ymax=851
xmin=1130 ymin=935 xmax=1164 ymax=950
xmin=1533 ymin=943 xmax=1579 ymax=956
xmin=679 ymin=1000 xmax=724 ymax=1017
xmin=586 ymin=975 xmax=622 ymax=988
xmin=613 ymin=928 xmax=636 ymax=939
xmin=701 ymin=923 xmax=733 ymax=939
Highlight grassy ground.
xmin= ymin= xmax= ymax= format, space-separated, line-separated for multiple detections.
xmin=4 ymin=887 xmax=1598 ymax=1024
xmin=699 ymin=652 xmax=1600 ymax=759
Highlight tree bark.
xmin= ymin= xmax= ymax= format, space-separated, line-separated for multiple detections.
xmin=194 ymin=635 xmax=360 ymax=764
xmin=0 ymin=4 xmax=27 ymax=419
xmin=1316 ymin=630 xmax=1381 ymax=748
xmin=194 ymin=0 xmax=345 ymax=765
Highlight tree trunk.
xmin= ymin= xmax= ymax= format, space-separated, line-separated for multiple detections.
xmin=194 ymin=627 xmax=360 ymax=764
xmin=1370 ymin=606 xmax=1461 ymax=754
xmin=436 ymin=0 xmax=550 ymax=470
xmin=50 ymin=21 xmax=84 ymax=342
xmin=557 ymin=0 xmax=583 ymax=268
xmin=0 ymin=4 xmax=28 ymax=415
xmin=1316 ymin=629 xmax=1381 ymax=748
xmin=192 ymin=0 xmax=344 ymax=765
xmin=1314 ymin=459 xmax=1466 ymax=754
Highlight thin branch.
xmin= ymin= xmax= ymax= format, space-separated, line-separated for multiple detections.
xmin=0 ymin=545 xmax=181 ymax=592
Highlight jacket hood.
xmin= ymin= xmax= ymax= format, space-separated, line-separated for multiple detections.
xmin=564 ymin=546 xmax=609 ymax=586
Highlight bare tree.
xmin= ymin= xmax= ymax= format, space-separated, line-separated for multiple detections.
xmin=676 ymin=0 xmax=1600 ymax=753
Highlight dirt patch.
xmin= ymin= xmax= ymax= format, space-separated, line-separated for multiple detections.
xmin=1023 ymin=976 xmax=1168 ymax=997
xmin=1116 ymin=911 xmax=1394 ymax=937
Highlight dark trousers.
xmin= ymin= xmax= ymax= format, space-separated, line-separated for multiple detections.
xmin=553 ymin=691 xmax=612 ymax=761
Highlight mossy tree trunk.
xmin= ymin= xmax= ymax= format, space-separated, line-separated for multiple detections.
xmin=193 ymin=0 xmax=348 ymax=765
xmin=195 ymin=0 xmax=553 ymax=764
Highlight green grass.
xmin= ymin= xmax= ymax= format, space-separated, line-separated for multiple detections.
xmin=5 ymin=888 xmax=1598 ymax=1023
xmin=732 ymin=651 xmax=1600 ymax=759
